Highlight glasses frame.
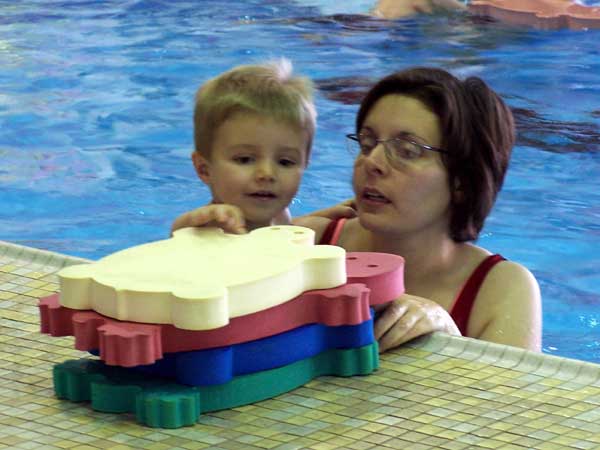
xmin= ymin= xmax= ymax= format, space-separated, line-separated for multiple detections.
xmin=346 ymin=133 xmax=448 ymax=167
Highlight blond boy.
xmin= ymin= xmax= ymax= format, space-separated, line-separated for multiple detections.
xmin=172 ymin=59 xmax=355 ymax=235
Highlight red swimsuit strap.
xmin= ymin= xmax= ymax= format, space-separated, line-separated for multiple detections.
xmin=450 ymin=254 xmax=506 ymax=336
xmin=318 ymin=218 xmax=346 ymax=246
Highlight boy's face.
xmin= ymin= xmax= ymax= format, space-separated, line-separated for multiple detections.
xmin=193 ymin=111 xmax=309 ymax=229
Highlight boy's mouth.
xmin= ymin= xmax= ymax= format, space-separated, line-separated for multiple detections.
xmin=247 ymin=190 xmax=277 ymax=200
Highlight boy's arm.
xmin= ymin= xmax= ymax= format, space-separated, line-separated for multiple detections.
xmin=170 ymin=204 xmax=247 ymax=236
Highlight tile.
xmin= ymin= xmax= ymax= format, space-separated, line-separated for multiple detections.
xmin=4 ymin=241 xmax=600 ymax=450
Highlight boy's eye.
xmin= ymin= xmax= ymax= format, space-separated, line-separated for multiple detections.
xmin=233 ymin=155 xmax=254 ymax=164
xmin=279 ymin=158 xmax=298 ymax=167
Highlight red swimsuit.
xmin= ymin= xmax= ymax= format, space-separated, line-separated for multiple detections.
xmin=319 ymin=218 xmax=505 ymax=335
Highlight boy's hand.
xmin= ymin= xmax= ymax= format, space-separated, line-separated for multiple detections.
xmin=171 ymin=204 xmax=247 ymax=235
xmin=308 ymin=199 xmax=357 ymax=220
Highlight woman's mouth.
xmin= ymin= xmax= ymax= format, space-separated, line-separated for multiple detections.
xmin=362 ymin=188 xmax=390 ymax=204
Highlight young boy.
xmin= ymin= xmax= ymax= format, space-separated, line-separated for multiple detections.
xmin=171 ymin=59 xmax=354 ymax=235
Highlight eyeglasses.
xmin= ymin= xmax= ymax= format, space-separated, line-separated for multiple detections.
xmin=346 ymin=133 xmax=448 ymax=168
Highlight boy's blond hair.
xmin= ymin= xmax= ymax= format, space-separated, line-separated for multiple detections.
xmin=193 ymin=58 xmax=316 ymax=162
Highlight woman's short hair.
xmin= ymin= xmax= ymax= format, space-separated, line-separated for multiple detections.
xmin=356 ymin=67 xmax=515 ymax=242
xmin=194 ymin=58 xmax=316 ymax=162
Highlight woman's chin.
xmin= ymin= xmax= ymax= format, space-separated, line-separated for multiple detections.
xmin=357 ymin=210 xmax=387 ymax=231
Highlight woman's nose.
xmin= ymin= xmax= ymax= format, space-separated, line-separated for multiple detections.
xmin=364 ymin=143 xmax=388 ymax=175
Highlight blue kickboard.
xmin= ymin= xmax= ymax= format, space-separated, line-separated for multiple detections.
xmin=93 ymin=314 xmax=374 ymax=386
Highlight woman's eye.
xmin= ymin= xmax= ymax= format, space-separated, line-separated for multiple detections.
xmin=359 ymin=141 xmax=375 ymax=154
xmin=394 ymin=142 xmax=422 ymax=159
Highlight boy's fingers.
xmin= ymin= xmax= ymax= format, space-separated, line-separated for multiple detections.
xmin=213 ymin=206 xmax=247 ymax=234
xmin=230 ymin=210 xmax=247 ymax=234
xmin=189 ymin=208 xmax=213 ymax=227
xmin=214 ymin=207 xmax=230 ymax=224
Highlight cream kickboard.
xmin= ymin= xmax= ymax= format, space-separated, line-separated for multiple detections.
xmin=58 ymin=226 xmax=346 ymax=330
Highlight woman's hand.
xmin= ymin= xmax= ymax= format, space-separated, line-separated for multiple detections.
xmin=374 ymin=294 xmax=461 ymax=353
xmin=170 ymin=204 xmax=247 ymax=235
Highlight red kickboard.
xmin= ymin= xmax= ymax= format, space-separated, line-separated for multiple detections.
xmin=469 ymin=0 xmax=600 ymax=30
xmin=39 ymin=252 xmax=404 ymax=366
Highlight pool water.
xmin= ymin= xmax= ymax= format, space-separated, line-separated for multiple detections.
xmin=1 ymin=1 xmax=599 ymax=363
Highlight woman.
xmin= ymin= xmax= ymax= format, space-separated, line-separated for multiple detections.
xmin=174 ymin=67 xmax=542 ymax=353
xmin=296 ymin=67 xmax=541 ymax=352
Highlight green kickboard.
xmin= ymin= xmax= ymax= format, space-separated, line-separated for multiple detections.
xmin=53 ymin=343 xmax=379 ymax=428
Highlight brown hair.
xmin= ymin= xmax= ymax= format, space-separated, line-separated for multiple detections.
xmin=356 ymin=67 xmax=515 ymax=242
xmin=194 ymin=58 xmax=316 ymax=162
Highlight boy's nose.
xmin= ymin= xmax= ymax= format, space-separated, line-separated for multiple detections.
xmin=256 ymin=161 xmax=276 ymax=181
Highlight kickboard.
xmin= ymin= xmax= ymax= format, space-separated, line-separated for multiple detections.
xmin=57 ymin=226 xmax=346 ymax=330
xmin=106 ymin=317 xmax=374 ymax=384
xmin=53 ymin=343 xmax=379 ymax=428
xmin=40 ymin=252 xmax=404 ymax=365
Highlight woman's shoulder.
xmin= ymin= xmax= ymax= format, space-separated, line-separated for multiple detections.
xmin=463 ymin=244 xmax=538 ymax=295
xmin=468 ymin=249 xmax=542 ymax=349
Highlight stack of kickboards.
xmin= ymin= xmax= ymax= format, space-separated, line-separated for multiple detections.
xmin=39 ymin=226 xmax=404 ymax=428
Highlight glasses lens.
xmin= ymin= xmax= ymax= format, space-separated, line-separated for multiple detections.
xmin=389 ymin=138 xmax=423 ymax=162
xmin=346 ymin=135 xmax=361 ymax=157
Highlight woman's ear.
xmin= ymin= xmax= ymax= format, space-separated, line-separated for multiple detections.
xmin=191 ymin=151 xmax=211 ymax=184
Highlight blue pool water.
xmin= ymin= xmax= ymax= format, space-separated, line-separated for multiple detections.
xmin=1 ymin=1 xmax=599 ymax=363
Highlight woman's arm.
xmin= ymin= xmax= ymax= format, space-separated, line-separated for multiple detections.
xmin=292 ymin=199 xmax=356 ymax=242
xmin=372 ymin=261 xmax=542 ymax=353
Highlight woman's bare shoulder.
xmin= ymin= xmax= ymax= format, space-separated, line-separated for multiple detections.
xmin=470 ymin=256 xmax=542 ymax=350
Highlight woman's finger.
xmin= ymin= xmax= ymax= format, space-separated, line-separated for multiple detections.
xmin=377 ymin=307 xmax=421 ymax=352
xmin=373 ymin=300 xmax=409 ymax=340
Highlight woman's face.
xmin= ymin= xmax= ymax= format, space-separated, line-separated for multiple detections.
xmin=352 ymin=94 xmax=452 ymax=237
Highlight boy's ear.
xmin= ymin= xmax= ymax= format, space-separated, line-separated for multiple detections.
xmin=191 ymin=151 xmax=211 ymax=184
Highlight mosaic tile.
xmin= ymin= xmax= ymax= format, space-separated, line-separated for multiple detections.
xmin=3 ymin=241 xmax=600 ymax=448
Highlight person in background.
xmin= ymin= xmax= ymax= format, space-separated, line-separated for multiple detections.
xmin=372 ymin=0 xmax=466 ymax=18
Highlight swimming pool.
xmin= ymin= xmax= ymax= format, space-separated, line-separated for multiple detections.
xmin=1 ymin=0 xmax=598 ymax=364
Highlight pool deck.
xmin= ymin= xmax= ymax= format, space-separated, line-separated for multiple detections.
xmin=2 ymin=240 xmax=600 ymax=450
